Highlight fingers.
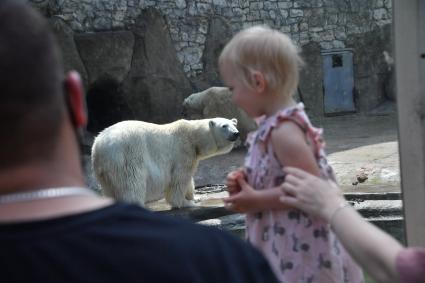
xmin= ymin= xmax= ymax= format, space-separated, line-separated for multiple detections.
xmin=223 ymin=198 xmax=240 ymax=212
xmin=279 ymin=195 xmax=299 ymax=207
xmin=283 ymin=173 xmax=301 ymax=186
xmin=224 ymin=202 xmax=236 ymax=212
xmin=226 ymin=187 xmax=237 ymax=195
xmin=223 ymin=195 xmax=236 ymax=203
xmin=279 ymin=195 xmax=295 ymax=204
xmin=228 ymin=168 xmax=245 ymax=178
xmin=283 ymin=166 xmax=310 ymax=179
xmin=224 ymin=202 xmax=233 ymax=210
xmin=280 ymin=182 xmax=297 ymax=196
xmin=236 ymin=176 xmax=249 ymax=189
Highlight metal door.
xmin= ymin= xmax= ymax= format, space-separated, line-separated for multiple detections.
xmin=322 ymin=49 xmax=355 ymax=114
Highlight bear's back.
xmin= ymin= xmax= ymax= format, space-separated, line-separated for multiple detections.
xmin=91 ymin=120 xmax=199 ymax=166
xmin=93 ymin=121 xmax=160 ymax=166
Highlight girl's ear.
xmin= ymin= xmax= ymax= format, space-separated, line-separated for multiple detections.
xmin=251 ymin=71 xmax=267 ymax=94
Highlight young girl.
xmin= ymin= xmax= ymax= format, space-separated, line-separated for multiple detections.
xmin=219 ymin=25 xmax=364 ymax=283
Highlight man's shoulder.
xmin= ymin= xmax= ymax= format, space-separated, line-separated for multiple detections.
xmin=106 ymin=203 xmax=240 ymax=241
xmin=102 ymin=203 xmax=261 ymax=257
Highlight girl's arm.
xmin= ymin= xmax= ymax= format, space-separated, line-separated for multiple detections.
xmin=223 ymin=121 xmax=321 ymax=213
xmin=281 ymin=167 xmax=403 ymax=283
xmin=270 ymin=121 xmax=322 ymax=177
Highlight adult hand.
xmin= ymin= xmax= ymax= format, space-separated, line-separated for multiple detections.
xmin=223 ymin=176 xmax=261 ymax=213
xmin=281 ymin=167 xmax=405 ymax=283
xmin=279 ymin=167 xmax=346 ymax=221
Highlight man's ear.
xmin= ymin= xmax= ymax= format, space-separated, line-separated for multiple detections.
xmin=64 ymin=71 xmax=87 ymax=129
xmin=251 ymin=71 xmax=267 ymax=94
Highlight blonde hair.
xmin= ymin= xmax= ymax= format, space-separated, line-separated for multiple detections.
xmin=219 ymin=25 xmax=304 ymax=98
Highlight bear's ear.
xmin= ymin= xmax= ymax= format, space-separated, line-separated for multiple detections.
xmin=209 ymin=120 xmax=215 ymax=128
xmin=231 ymin=118 xmax=238 ymax=126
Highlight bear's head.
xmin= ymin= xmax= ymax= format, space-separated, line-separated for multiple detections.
xmin=208 ymin=117 xmax=239 ymax=155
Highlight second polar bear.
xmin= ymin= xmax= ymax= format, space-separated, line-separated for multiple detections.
xmin=182 ymin=86 xmax=257 ymax=143
xmin=91 ymin=118 xmax=239 ymax=208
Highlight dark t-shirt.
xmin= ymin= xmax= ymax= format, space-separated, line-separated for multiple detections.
xmin=0 ymin=203 xmax=278 ymax=283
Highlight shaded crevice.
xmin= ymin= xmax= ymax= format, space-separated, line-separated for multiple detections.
xmin=86 ymin=77 xmax=131 ymax=134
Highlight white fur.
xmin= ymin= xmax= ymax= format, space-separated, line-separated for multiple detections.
xmin=91 ymin=118 xmax=238 ymax=208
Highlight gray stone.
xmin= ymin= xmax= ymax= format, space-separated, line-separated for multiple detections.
xmin=197 ymin=3 xmax=212 ymax=14
xmin=299 ymin=32 xmax=309 ymax=44
xmin=279 ymin=9 xmax=289 ymax=18
xmin=294 ymin=0 xmax=312 ymax=8
xmin=74 ymin=31 xmax=134 ymax=85
xmin=319 ymin=41 xmax=333 ymax=49
xmin=374 ymin=0 xmax=384 ymax=8
xmin=93 ymin=14 xmax=112 ymax=30
xmin=335 ymin=26 xmax=347 ymax=40
xmin=122 ymin=8 xmax=192 ymax=123
xmin=176 ymin=0 xmax=187 ymax=9
xmin=290 ymin=8 xmax=303 ymax=17
xmin=332 ymin=40 xmax=345 ymax=48
xmin=327 ymin=13 xmax=338 ymax=25
xmin=278 ymin=2 xmax=293 ymax=9
xmin=299 ymin=42 xmax=324 ymax=117
xmin=264 ymin=1 xmax=278 ymax=10
xmin=346 ymin=24 xmax=392 ymax=112
xmin=320 ymin=29 xmax=335 ymax=41
xmin=299 ymin=22 xmax=309 ymax=31
xmin=307 ymin=8 xmax=325 ymax=26
xmin=280 ymin=25 xmax=291 ymax=33
xmin=191 ymin=16 xmax=233 ymax=91
xmin=310 ymin=27 xmax=324 ymax=32
xmin=49 ymin=17 xmax=89 ymax=87
xmin=213 ymin=0 xmax=227 ymax=6
xmin=184 ymin=47 xmax=203 ymax=65
xmin=373 ymin=8 xmax=389 ymax=20
xmin=250 ymin=1 xmax=264 ymax=10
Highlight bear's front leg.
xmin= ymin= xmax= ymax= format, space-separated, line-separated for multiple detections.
xmin=166 ymin=177 xmax=196 ymax=208
xmin=185 ymin=178 xmax=195 ymax=200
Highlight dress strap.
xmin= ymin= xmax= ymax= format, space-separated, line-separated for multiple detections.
xmin=257 ymin=103 xmax=325 ymax=159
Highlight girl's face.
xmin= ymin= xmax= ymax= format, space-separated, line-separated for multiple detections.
xmin=220 ymin=63 xmax=265 ymax=118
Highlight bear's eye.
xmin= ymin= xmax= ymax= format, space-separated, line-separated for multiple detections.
xmin=222 ymin=125 xmax=228 ymax=129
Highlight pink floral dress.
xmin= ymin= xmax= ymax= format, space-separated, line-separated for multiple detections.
xmin=244 ymin=103 xmax=364 ymax=283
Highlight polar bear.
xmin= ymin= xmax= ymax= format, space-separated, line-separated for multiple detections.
xmin=91 ymin=118 xmax=239 ymax=208
xmin=182 ymin=87 xmax=257 ymax=144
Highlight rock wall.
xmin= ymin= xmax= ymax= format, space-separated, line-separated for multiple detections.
xmin=50 ymin=8 xmax=193 ymax=134
xmin=31 ymin=0 xmax=394 ymax=128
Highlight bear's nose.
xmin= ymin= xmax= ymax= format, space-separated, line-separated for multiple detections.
xmin=229 ymin=132 xmax=240 ymax=142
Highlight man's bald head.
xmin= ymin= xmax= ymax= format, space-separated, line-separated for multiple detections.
xmin=0 ymin=0 xmax=67 ymax=168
